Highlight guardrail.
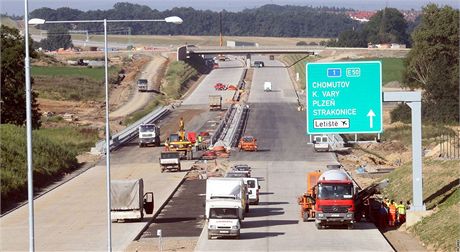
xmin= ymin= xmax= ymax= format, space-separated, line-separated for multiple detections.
xmin=230 ymin=105 xmax=250 ymax=147
xmin=93 ymin=106 xmax=171 ymax=154
xmin=210 ymin=104 xmax=235 ymax=145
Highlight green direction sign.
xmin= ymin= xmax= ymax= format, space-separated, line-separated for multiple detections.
xmin=306 ymin=61 xmax=382 ymax=134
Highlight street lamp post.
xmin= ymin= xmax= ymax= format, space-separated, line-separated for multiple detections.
xmin=26 ymin=16 xmax=182 ymax=251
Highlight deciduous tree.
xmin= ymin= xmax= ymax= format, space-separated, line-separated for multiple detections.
xmin=1 ymin=25 xmax=41 ymax=128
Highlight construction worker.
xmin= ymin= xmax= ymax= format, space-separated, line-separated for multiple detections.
xmin=397 ymin=201 xmax=406 ymax=224
xmin=179 ymin=117 xmax=185 ymax=131
xmin=164 ymin=137 xmax=170 ymax=151
xmin=179 ymin=117 xmax=185 ymax=140
xmin=388 ymin=200 xmax=397 ymax=227
xmin=378 ymin=202 xmax=388 ymax=229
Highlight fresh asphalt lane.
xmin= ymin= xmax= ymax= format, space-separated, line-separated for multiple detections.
xmin=0 ymin=59 xmax=244 ymax=251
xmin=182 ymin=59 xmax=244 ymax=108
xmin=194 ymin=56 xmax=394 ymax=251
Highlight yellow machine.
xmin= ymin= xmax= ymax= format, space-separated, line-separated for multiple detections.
xmin=166 ymin=118 xmax=194 ymax=160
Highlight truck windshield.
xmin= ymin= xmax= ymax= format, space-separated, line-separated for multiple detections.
xmin=161 ymin=153 xmax=179 ymax=159
xmin=140 ymin=125 xmax=156 ymax=132
xmin=137 ymin=79 xmax=147 ymax=84
xmin=246 ymin=180 xmax=256 ymax=188
xmin=318 ymin=184 xmax=353 ymax=200
xmin=209 ymin=208 xmax=238 ymax=219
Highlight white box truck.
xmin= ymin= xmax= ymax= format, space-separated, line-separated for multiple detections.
xmin=205 ymin=178 xmax=249 ymax=219
xmin=207 ymin=199 xmax=241 ymax=239
xmin=264 ymin=82 xmax=272 ymax=92
xmin=110 ymin=179 xmax=154 ymax=222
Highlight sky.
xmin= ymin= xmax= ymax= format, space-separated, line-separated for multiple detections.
xmin=1 ymin=0 xmax=459 ymax=16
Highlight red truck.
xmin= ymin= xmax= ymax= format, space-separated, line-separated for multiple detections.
xmin=298 ymin=169 xmax=356 ymax=229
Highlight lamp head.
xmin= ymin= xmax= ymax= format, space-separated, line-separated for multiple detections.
xmin=164 ymin=16 xmax=183 ymax=24
xmin=28 ymin=18 xmax=46 ymax=25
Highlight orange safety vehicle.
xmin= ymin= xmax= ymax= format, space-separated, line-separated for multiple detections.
xmin=298 ymin=169 xmax=356 ymax=229
xmin=238 ymin=136 xmax=258 ymax=151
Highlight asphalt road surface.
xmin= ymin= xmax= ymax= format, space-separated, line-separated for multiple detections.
xmin=194 ymin=56 xmax=394 ymax=251
xmin=182 ymin=59 xmax=244 ymax=109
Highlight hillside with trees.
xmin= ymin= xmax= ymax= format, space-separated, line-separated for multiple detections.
xmin=29 ymin=3 xmax=360 ymax=38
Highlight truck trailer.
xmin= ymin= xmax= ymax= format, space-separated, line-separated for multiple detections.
xmin=110 ymin=179 xmax=154 ymax=222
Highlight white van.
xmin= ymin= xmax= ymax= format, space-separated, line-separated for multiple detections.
xmin=264 ymin=82 xmax=272 ymax=92
xmin=207 ymin=200 xmax=241 ymax=239
xmin=243 ymin=178 xmax=260 ymax=205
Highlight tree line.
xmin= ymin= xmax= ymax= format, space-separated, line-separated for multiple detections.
xmin=29 ymin=3 xmax=360 ymax=38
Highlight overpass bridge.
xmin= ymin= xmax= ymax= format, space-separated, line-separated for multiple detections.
xmin=177 ymin=45 xmax=318 ymax=61
xmin=177 ymin=45 xmax=410 ymax=62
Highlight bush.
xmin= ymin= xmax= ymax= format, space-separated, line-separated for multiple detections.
xmin=390 ymin=103 xmax=411 ymax=123
xmin=296 ymin=41 xmax=308 ymax=46
xmin=0 ymin=124 xmax=98 ymax=212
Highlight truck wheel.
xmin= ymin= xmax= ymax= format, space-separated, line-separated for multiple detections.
xmin=208 ymin=234 xmax=212 ymax=240
xmin=302 ymin=212 xmax=309 ymax=222
xmin=315 ymin=222 xmax=324 ymax=230
xmin=161 ymin=168 xmax=164 ymax=173
xmin=347 ymin=224 xmax=354 ymax=230
xmin=178 ymin=164 xmax=181 ymax=172
xmin=235 ymin=234 xmax=240 ymax=239
xmin=139 ymin=143 xmax=143 ymax=148
xmin=254 ymin=199 xmax=259 ymax=205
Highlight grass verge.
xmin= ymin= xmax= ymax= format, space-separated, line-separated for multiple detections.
xmin=0 ymin=124 xmax=98 ymax=213
xmin=163 ymin=61 xmax=199 ymax=99
xmin=382 ymin=159 xmax=460 ymax=251
xmin=123 ymin=98 xmax=163 ymax=126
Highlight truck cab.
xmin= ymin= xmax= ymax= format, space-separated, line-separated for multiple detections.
xmin=137 ymin=79 xmax=148 ymax=92
xmin=314 ymin=170 xmax=355 ymax=229
xmin=207 ymin=200 xmax=241 ymax=239
xmin=159 ymin=151 xmax=181 ymax=172
xmin=138 ymin=123 xmax=160 ymax=147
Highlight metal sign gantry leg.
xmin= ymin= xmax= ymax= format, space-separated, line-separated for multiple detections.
xmin=383 ymin=91 xmax=426 ymax=213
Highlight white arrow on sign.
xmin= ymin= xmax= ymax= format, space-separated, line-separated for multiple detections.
xmin=367 ymin=109 xmax=376 ymax=128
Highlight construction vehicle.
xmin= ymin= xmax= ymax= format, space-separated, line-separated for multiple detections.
xmin=238 ymin=136 xmax=258 ymax=151
xmin=159 ymin=151 xmax=181 ymax=172
xmin=166 ymin=117 xmax=194 ymax=160
xmin=138 ymin=123 xmax=160 ymax=147
xmin=209 ymin=95 xmax=222 ymax=110
xmin=110 ymin=179 xmax=154 ymax=222
xmin=298 ymin=169 xmax=356 ymax=229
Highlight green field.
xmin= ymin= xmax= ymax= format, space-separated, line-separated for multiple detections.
xmin=32 ymin=66 xmax=120 ymax=101
xmin=357 ymin=58 xmax=405 ymax=85
xmin=32 ymin=66 xmax=118 ymax=81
